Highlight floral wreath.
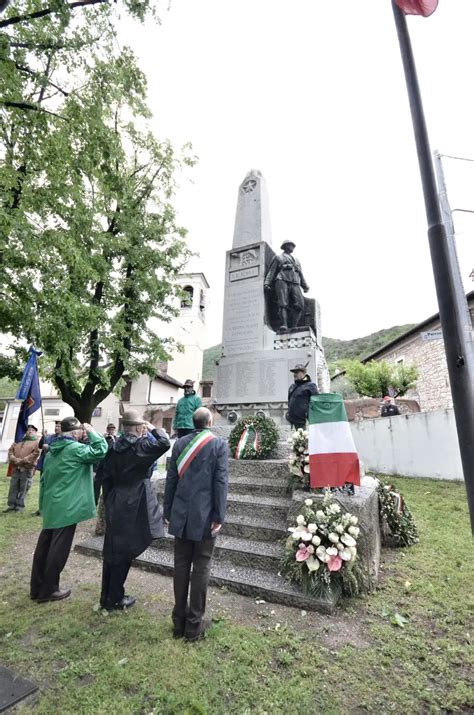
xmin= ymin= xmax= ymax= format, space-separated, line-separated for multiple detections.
xmin=228 ymin=415 xmax=279 ymax=460
xmin=377 ymin=479 xmax=418 ymax=547
xmin=288 ymin=427 xmax=309 ymax=486
xmin=281 ymin=491 xmax=366 ymax=599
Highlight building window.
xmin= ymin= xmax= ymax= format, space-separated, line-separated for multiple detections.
xmin=92 ymin=407 xmax=102 ymax=417
xmin=121 ymin=379 xmax=132 ymax=402
xmin=202 ymin=383 xmax=212 ymax=398
xmin=181 ymin=285 xmax=194 ymax=308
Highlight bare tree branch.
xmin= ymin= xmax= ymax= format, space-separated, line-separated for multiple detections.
xmin=0 ymin=0 xmax=109 ymax=28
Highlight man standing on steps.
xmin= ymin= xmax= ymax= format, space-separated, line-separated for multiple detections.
xmin=172 ymin=379 xmax=202 ymax=438
xmin=287 ymin=363 xmax=319 ymax=430
xmin=164 ymin=407 xmax=228 ymax=642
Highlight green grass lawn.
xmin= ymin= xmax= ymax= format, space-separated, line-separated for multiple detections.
xmin=0 ymin=465 xmax=472 ymax=714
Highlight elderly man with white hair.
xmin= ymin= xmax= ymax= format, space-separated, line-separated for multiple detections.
xmin=30 ymin=416 xmax=108 ymax=603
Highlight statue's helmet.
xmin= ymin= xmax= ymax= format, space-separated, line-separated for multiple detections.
xmin=280 ymin=240 xmax=296 ymax=250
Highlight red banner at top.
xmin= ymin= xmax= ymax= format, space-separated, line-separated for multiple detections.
xmin=394 ymin=0 xmax=438 ymax=16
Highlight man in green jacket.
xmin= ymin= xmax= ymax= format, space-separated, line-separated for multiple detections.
xmin=30 ymin=416 xmax=108 ymax=603
xmin=173 ymin=379 xmax=202 ymax=438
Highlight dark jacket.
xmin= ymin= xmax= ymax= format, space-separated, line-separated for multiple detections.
xmin=164 ymin=430 xmax=229 ymax=541
xmin=98 ymin=429 xmax=170 ymax=563
xmin=287 ymin=374 xmax=319 ymax=426
xmin=381 ymin=404 xmax=401 ymax=417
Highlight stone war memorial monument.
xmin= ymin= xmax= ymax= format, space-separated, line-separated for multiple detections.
xmin=213 ymin=169 xmax=330 ymax=426
xmin=77 ymin=169 xmax=381 ymax=614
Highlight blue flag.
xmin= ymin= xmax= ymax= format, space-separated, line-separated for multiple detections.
xmin=15 ymin=348 xmax=42 ymax=442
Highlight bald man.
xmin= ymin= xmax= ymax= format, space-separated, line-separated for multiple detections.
xmin=164 ymin=407 xmax=229 ymax=642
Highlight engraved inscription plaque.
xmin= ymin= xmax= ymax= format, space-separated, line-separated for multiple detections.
xmin=229 ymin=266 xmax=259 ymax=282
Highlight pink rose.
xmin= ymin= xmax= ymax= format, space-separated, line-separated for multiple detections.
xmin=295 ymin=545 xmax=311 ymax=562
xmin=327 ymin=555 xmax=343 ymax=572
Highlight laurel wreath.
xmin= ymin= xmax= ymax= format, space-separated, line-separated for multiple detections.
xmin=377 ymin=479 xmax=418 ymax=547
xmin=228 ymin=415 xmax=279 ymax=460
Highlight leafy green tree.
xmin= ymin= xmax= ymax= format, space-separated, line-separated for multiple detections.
xmin=0 ymin=0 xmax=194 ymax=421
xmin=342 ymin=359 xmax=418 ymax=399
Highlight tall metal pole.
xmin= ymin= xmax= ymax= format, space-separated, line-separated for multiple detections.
xmin=392 ymin=1 xmax=474 ymax=534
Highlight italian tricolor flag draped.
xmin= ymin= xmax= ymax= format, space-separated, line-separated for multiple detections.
xmin=308 ymin=394 xmax=360 ymax=489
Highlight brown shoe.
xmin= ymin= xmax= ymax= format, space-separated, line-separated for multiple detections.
xmin=37 ymin=589 xmax=71 ymax=603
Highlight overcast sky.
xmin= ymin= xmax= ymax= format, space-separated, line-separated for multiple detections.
xmin=120 ymin=0 xmax=474 ymax=347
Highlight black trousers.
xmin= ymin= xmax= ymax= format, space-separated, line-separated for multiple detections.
xmin=30 ymin=524 xmax=76 ymax=599
xmin=172 ymin=536 xmax=215 ymax=637
xmin=100 ymin=559 xmax=132 ymax=608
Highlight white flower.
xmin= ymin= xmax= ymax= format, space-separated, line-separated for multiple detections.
xmin=304 ymin=498 xmax=313 ymax=506
xmin=349 ymin=546 xmax=357 ymax=558
xmin=348 ymin=526 xmax=360 ymax=538
xmin=326 ymin=546 xmax=338 ymax=557
xmin=306 ymin=556 xmax=320 ymax=572
xmin=328 ymin=532 xmax=339 ymax=544
xmin=300 ymin=531 xmax=313 ymax=542
xmin=316 ymin=546 xmax=330 ymax=563
xmin=315 ymin=510 xmax=326 ymax=522
xmin=340 ymin=548 xmax=352 ymax=561
xmin=307 ymin=545 xmax=315 ymax=554
xmin=337 ymin=542 xmax=345 ymax=551
xmin=296 ymin=515 xmax=306 ymax=526
xmin=350 ymin=515 xmax=358 ymax=525
xmin=329 ymin=503 xmax=341 ymax=514
xmin=341 ymin=533 xmax=356 ymax=547
xmin=312 ymin=535 xmax=321 ymax=546
xmin=291 ymin=532 xmax=302 ymax=540
xmin=335 ymin=524 xmax=345 ymax=534
xmin=307 ymin=523 xmax=317 ymax=533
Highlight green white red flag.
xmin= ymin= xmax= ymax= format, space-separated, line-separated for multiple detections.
xmin=308 ymin=394 xmax=360 ymax=489
xmin=394 ymin=0 xmax=438 ymax=17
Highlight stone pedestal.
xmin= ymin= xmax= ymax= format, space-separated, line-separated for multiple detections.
xmin=290 ymin=476 xmax=381 ymax=586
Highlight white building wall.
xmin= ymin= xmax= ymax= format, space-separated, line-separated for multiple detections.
xmin=351 ymin=409 xmax=463 ymax=481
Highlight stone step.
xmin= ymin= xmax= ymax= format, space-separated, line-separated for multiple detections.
xmin=229 ymin=459 xmax=290 ymax=481
xmin=154 ymin=474 xmax=290 ymax=499
xmin=75 ymin=537 xmax=339 ymax=613
xmin=220 ymin=513 xmax=287 ymax=543
xmin=152 ymin=533 xmax=284 ymax=571
xmin=226 ymin=493 xmax=292 ymax=521
xmin=153 ymin=483 xmax=292 ymax=522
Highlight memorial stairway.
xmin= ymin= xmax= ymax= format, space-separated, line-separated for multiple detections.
xmin=75 ymin=459 xmax=339 ymax=612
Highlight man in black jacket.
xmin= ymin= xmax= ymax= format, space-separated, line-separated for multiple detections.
xmin=381 ymin=396 xmax=401 ymax=417
xmin=97 ymin=410 xmax=170 ymax=611
xmin=287 ymin=363 xmax=319 ymax=429
xmin=164 ymin=407 xmax=228 ymax=642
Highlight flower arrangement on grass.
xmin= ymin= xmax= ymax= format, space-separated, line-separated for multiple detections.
xmin=281 ymin=491 xmax=365 ymax=598
xmin=228 ymin=415 xmax=279 ymax=460
xmin=377 ymin=479 xmax=418 ymax=547
xmin=288 ymin=428 xmax=309 ymax=487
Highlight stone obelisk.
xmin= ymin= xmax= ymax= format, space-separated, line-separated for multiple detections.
xmin=214 ymin=170 xmax=329 ymax=422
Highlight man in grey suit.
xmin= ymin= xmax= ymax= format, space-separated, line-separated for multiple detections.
xmin=164 ymin=407 xmax=228 ymax=642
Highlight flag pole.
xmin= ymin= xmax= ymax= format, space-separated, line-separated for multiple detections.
xmin=392 ymin=0 xmax=474 ymax=534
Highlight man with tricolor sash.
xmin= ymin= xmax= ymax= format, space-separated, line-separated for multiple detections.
xmin=308 ymin=394 xmax=361 ymax=490
xmin=164 ymin=407 xmax=229 ymax=642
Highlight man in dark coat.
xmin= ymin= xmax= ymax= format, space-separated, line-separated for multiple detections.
xmin=97 ymin=410 xmax=170 ymax=611
xmin=164 ymin=407 xmax=228 ymax=642
xmin=287 ymin=363 xmax=319 ymax=429
xmin=381 ymin=396 xmax=401 ymax=417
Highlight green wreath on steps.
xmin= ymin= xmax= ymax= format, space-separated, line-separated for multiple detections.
xmin=228 ymin=415 xmax=279 ymax=460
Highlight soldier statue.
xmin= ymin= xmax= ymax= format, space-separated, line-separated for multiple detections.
xmin=264 ymin=240 xmax=310 ymax=331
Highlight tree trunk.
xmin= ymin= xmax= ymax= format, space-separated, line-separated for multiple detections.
xmin=72 ymin=402 xmax=94 ymax=423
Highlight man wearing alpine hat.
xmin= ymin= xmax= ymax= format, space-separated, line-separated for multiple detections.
xmin=173 ymin=379 xmax=202 ymax=438
xmin=287 ymin=362 xmax=319 ymax=430
xmin=30 ymin=417 xmax=108 ymax=603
